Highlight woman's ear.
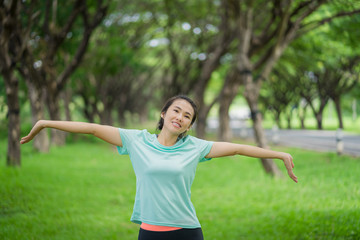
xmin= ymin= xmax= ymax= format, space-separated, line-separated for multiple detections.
xmin=161 ymin=112 xmax=165 ymax=119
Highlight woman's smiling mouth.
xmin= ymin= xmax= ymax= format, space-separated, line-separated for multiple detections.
xmin=172 ymin=122 xmax=182 ymax=128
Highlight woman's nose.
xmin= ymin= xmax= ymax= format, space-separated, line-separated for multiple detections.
xmin=176 ymin=114 xmax=183 ymax=122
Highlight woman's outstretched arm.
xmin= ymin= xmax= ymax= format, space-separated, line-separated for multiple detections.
xmin=20 ymin=120 xmax=122 ymax=146
xmin=206 ymin=142 xmax=298 ymax=183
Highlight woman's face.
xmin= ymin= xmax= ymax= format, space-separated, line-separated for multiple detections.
xmin=161 ymin=99 xmax=195 ymax=136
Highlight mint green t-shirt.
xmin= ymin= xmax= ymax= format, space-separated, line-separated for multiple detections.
xmin=116 ymin=128 xmax=213 ymax=228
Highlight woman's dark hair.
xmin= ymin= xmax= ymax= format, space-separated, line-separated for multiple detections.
xmin=156 ymin=95 xmax=198 ymax=139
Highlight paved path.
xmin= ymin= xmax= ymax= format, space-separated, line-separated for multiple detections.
xmin=231 ymin=128 xmax=360 ymax=157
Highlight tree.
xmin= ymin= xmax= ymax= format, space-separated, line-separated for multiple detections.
xmin=259 ymin=69 xmax=300 ymax=129
xmin=21 ymin=0 xmax=108 ymax=145
xmin=1 ymin=0 xmax=109 ymax=165
xmin=280 ymin=11 xmax=360 ymax=130
xmin=142 ymin=0 xmax=237 ymax=130
xmin=218 ymin=65 xmax=242 ymax=141
xmin=208 ymin=0 xmax=360 ymax=176
xmin=311 ymin=13 xmax=360 ymax=129
xmin=301 ymin=70 xmax=330 ymax=129
xmin=320 ymin=57 xmax=359 ymax=129
xmin=0 ymin=0 xmax=31 ymax=166
xmin=73 ymin=2 xmax=162 ymax=126
xmin=192 ymin=0 xmax=238 ymax=139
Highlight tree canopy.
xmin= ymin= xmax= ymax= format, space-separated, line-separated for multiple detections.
xmin=1 ymin=0 xmax=359 ymax=169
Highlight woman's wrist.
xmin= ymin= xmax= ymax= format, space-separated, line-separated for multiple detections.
xmin=277 ymin=152 xmax=287 ymax=160
xmin=37 ymin=120 xmax=47 ymax=128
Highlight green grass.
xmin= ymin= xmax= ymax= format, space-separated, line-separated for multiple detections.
xmin=1 ymin=139 xmax=360 ymax=240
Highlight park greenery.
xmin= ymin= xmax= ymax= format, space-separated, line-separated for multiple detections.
xmin=1 ymin=1 xmax=360 ymax=239
xmin=1 ymin=1 xmax=360 ymax=174
xmin=1 ymin=139 xmax=359 ymax=239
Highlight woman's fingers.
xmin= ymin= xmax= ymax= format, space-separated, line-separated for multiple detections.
xmin=20 ymin=135 xmax=32 ymax=144
xmin=20 ymin=136 xmax=27 ymax=144
xmin=288 ymin=169 xmax=298 ymax=183
xmin=291 ymin=157 xmax=295 ymax=168
xmin=283 ymin=154 xmax=298 ymax=183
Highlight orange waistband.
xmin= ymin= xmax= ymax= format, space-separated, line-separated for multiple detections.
xmin=140 ymin=222 xmax=182 ymax=232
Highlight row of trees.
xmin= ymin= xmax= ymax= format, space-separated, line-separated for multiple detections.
xmin=1 ymin=0 xmax=109 ymax=163
xmin=1 ymin=1 xmax=360 ymax=179
xmin=260 ymin=29 xmax=360 ymax=130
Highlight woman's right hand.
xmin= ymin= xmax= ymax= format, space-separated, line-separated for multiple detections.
xmin=20 ymin=120 xmax=46 ymax=144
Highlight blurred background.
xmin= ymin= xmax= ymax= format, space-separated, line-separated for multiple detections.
xmin=1 ymin=0 xmax=359 ymax=167
xmin=1 ymin=0 xmax=360 ymax=239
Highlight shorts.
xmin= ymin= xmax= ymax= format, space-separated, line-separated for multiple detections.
xmin=138 ymin=227 xmax=204 ymax=240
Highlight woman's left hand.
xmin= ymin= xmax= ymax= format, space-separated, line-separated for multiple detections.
xmin=280 ymin=153 xmax=298 ymax=183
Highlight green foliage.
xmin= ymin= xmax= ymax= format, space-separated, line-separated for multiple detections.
xmin=265 ymin=5 xmax=360 ymax=129
xmin=88 ymin=34 xmax=138 ymax=76
xmin=28 ymin=1 xmax=89 ymax=59
xmin=1 ymin=140 xmax=359 ymax=239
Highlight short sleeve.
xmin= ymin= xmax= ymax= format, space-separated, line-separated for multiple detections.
xmin=195 ymin=138 xmax=214 ymax=163
xmin=116 ymin=128 xmax=142 ymax=155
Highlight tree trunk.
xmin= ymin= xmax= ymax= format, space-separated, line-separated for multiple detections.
xmin=307 ymin=97 xmax=328 ymax=130
xmin=286 ymin=109 xmax=292 ymax=129
xmin=299 ymin=105 xmax=307 ymax=129
xmin=20 ymin=47 xmax=51 ymax=152
xmin=218 ymin=101 xmax=232 ymax=141
xmin=287 ymin=115 xmax=292 ymax=129
xmin=235 ymin=6 xmax=284 ymax=177
xmin=194 ymin=95 xmax=218 ymax=139
xmin=333 ymin=97 xmax=344 ymax=129
xmin=4 ymin=73 xmax=21 ymax=166
xmin=36 ymin=0 xmax=107 ymax=144
xmin=243 ymin=76 xmax=283 ymax=178
xmin=26 ymin=81 xmax=49 ymax=152
xmin=84 ymin=105 xmax=95 ymax=123
xmin=139 ymin=106 xmax=149 ymax=124
xmin=316 ymin=99 xmax=328 ymax=130
xmin=118 ymin=110 xmax=127 ymax=128
xmin=46 ymin=91 xmax=66 ymax=145
xmin=80 ymin=93 xmax=96 ymax=123
xmin=300 ymin=117 xmax=305 ymax=129
xmin=99 ymin=106 xmax=113 ymax=126
xmin=62 ymin=88 xmax=72 ymax=122
xmin=316 ymin=113 xmax=323 ymax=130
xmin=194 ymin=6 xmax=236 ymax=138
xmin=218 ymin=67 xmax=242 ymax=141
xmin=0 ymin=0 xmax=26 ymax=166
xmin=194 ymin=72 xmax=216 ymax=139
xmin=252 ymin=109 xmax=283 ymax=176
xmin=275 ymin=111 xmax=282 ymax=129
xmin=196 ymin=106 xmax=208 ymax=139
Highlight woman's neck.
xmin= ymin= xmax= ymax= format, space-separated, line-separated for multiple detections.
xmin=157 ymin=131 xmax=178 ymax=146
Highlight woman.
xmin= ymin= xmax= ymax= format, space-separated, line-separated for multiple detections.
xmin=21 ymin=95 xmax=297 ymax=240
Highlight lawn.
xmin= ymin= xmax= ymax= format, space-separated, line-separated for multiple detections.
xmin=1 ymin=139 xmax=359 ymax=240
